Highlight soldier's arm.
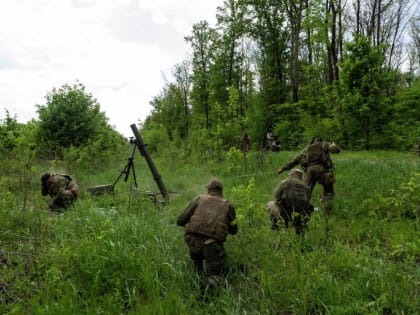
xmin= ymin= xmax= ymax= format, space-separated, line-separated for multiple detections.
xmin=227 ymin=203 xmax=238 ymax=235
xmin=176 ymin=196 xmax=200 ymax=226
xmin=282 ymin=152 xmax=305 ymax=170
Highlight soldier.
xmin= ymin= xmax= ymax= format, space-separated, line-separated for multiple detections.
xmin=270 ymin=168 xmax=314 ymax=234
xmin=176 ymin=179 xmax=238 ymax=287
xmin=277 ymin=136 xmax=335 ymax=213
xmin=240 ymin=132 xmax=251 ymax=153
xmin=265 ymin=131 xmax=280 ymax=152
xmin=41 ymin=173 xmax=80 ymax=211
xmin=271 ymin=140 xmax=281 ymax=152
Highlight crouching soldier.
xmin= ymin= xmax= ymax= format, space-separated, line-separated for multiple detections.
xmin=177 ymin=179 xmax=238 ymax=288
xmin=41 ymin=173 xmax=79 ymax=211
xmin=270 ymin=168 xmax=314 ymax=234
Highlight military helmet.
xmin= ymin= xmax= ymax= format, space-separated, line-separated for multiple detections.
xmin=309 ymin=136 xmax=323 ymax=144
xmin=207 ymin=178 xmax=223 ymax=192
xmin=288 ymin=168 xmax=304 ymax=179
xmin=41 ymin=173 xmax=51 ymax=184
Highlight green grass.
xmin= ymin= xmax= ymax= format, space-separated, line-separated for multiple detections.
xmin=1 ymin=149 xmax=419 ymax=314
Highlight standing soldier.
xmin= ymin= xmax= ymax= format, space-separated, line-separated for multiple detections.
xmin=41 ymin=173 xmax=79 ymax=211
xmin=270 ymin=168 xmax=314 ymax=234
xmin=177 ymin=179 xmax=238 ymax=287
xmin=240 ymin=132 xmax=251 ymax=153
xmin=276 ymin=136 xmax=335 ymax=213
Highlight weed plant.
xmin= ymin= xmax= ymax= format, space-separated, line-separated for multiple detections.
xmin=0 ymin=148 xmax=419 ymax=314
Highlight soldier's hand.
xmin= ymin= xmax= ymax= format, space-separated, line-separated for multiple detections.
xmin=277 ymin=168 xmax=284 ymax=175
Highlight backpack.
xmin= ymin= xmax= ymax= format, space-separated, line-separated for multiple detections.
xmin=306 ymin=142 xmax=323 ymax=163
xmin=305 ymin=141 xmax=332 ymax=168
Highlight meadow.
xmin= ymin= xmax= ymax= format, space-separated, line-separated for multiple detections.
xmin=1 ymin=147 xmax=419 ymax=314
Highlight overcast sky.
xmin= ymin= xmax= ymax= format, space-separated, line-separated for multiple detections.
xmin=0 ymin=0 xmax=220 ymax=137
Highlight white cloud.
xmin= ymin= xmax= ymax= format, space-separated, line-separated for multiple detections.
xmin=0 ymin=0 xmax=219 ymax=137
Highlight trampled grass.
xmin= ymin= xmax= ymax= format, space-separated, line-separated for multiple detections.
xmin=0 ymin=148 xmax=419 ymax=314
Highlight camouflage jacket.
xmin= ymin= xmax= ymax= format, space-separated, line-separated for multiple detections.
xmin=177 ymin=192 xmax=238 ymax=242
xmin=274 ymin=178 xmax=313 ymax=212
xmin=42 ymin=174 xmax=79 ymax=199
xmin=282 ymin=141 xmax=333 ymax=171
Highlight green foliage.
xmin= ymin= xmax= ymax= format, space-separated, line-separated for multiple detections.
xmin=271 ymin=102 xmax=304 ymax=149
xmin=230 ymin=177 xmax=265 ymax=228
xmin=1 ymin=150 xmax=419 ymax=314
xmin=340 ymin=36 xmax=396 ymax=150
xmin=138 ymin=1 xmax=419 ymax=151
xmin=36 ymin=81 xmax=119 ymax=158
xmin=365 ymin=171 xmax=420 ymax=220
xmin=225 ymin=147 xmax=244 ymax=175
xmin=0 ymin=110 xmax=19 ymax=152
xmin=385 ymin=79 xmax=420 ymax=150
xmin=139 ymin=122 xmax=170 ymax=154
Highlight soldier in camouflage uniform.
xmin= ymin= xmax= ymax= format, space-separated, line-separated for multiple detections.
xmin=41 ymin=173 xmax=80 ymax=211
xmin=240 ymin=132 xmax=251 ymax=153
xmin=277 ymin=136 xmax=335 ymax=213
xmin=177 ymin=179 xmax=238 ymax=287
xmin=269 ymin=168 xmax=314 ymax=234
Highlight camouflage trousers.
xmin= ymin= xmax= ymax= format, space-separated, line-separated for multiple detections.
xmin=305 ymin=165 xmax=335 ymax=214
xmin=184 ymin=233 xmax=227 ymax=286
xmin=267 ymin=201 xmax=312 ymax=235
xmin=49 ymin=190 xmax=76 ymax=211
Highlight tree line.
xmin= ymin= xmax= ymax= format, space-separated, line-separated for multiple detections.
xmin=1 ymin=0 xmax=419 ymax=163
xmin=141 ymin=0 xmax=420 ymax=152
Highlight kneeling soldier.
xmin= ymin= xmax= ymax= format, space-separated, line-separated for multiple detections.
xmin=177 ymin=179 xmax=238 ymax=287
xmin=41 ymin=173 xmax=79 ymax=211
xmin=271 ymin=168 xmax=314 ymax=234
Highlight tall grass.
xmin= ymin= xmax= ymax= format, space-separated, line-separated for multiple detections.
xmin=1 ymin=148 xmax=418 ymax=314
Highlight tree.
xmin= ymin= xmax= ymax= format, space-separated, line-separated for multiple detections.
xmin=245 ymin=0 xmax=289 ymax=106
xmin=185 ymin=21 xmax=218 ymax=129
xmin=172 ymin=60 xmax=192 ymax=137
xmin=36 ymin=82 xmax=116 ymax=157
xmin=346 ymin=0 xmax=414 ymax=70
xmin=284 ymin=0 xmax=304 ymax=102
xmin=0 ymin=110 xmax=19 ymax=152
xmin=213 ymin=0 xmax=247 ymax=108
xmin=340 ymin=36 xmax=394 ymax=149
xmin=148 ymin=83 xmax=186 ymax=141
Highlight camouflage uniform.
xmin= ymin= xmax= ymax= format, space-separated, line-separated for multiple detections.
xmin=240 ymin=133 xmax=251 ymax=153
xmin=177 ymin=179 xmax=238 ymax=286
xmin=277 ymin=137 xmax=335 ymax=211
xmin=271 ymin=169 xmax=314 ymax=234
xmin=41 ymin=173 xmax=79 ymax=211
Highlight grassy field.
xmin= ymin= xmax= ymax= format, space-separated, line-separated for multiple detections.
xmin=1 ymin=148 xmax=419 ymax=314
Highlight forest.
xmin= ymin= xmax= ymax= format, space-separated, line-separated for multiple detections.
xmin=139 ymin=0 xmax=420 ymax=153
xmin=0 ymin=0 xmax=419 ymax=314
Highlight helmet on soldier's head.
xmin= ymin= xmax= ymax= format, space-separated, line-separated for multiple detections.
xmin=207 ymin=178 xmax=223 ymax=192
xmin=288 ymin=168 xmax=304 ymax=179
xmin=310 ymin=136 xmax=323 ymax=144
xmin=41 ymin=173 xmax=51 ymax=184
